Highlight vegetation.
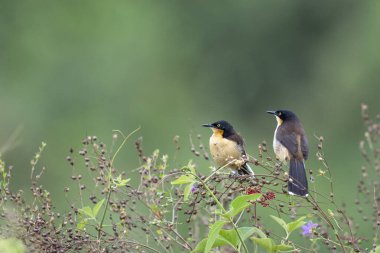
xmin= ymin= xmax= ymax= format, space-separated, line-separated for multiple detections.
xmin=0 ymin=104 xmax=379 ymax=252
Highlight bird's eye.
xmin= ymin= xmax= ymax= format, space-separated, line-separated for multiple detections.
xmin=217 ymin=124 xmax=221 ymax=128
xmin=278 ymin=111 xmax=282 ymax=116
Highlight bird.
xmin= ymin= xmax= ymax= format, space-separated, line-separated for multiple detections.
xmin=202 ymin=120 xmax=254 ymax=175
xmin=267 ymin=110 xmax=309 ymax=196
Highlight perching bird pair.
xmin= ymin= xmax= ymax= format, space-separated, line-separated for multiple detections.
xmin=203 ymin=110 xmax=309 ymax=197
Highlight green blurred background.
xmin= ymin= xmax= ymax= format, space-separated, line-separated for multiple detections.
xmin=1 ymin=0 xmax=380 ymax=226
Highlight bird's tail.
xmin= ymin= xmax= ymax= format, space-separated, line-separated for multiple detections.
xmin=239 ymin=163 xmax=254 ymax=176
xmin=288 ymin=158 xmax=308 ymax=196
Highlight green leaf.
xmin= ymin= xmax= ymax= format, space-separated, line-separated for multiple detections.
xmin=183 ymin=161 xmax=196 ymax=175
xmin=79 ymin=206 xmax=94 ymax=218
xmin=270 ymin=215 xmax=306 ymax=237
xmin=0 ymin=238 xmax=26 ymax=253
xmin=92 ymin=198 xmax=105 ymax=218
xmin=191 ymin=237 xmax=230 ymax=253
xmin=114 ymin=174 xmax=131 ymax=187
xmin=251 ymin=237 xmax=275 ymax=253
xmin=205 ymin=220 xmax=226 ymax=253
xmin=219 ymin=227 xmax=259 ymax=249
xmin=252 ymin=238 xmax=292 ymax=253
xmin=224 ymin=194 xmax=261 ymax=218
xmin=270 ymin=215 xmax=288 ymax=234
xmin=219 ymin=229 xmax=239 ymax=249
xmin=116 ymin=178 xmax=130 ymax=187
xmin=150 ymin=204 xmax=159 ymax=214
xmin=287 ymin=216 xmax=306 ymax=234
xmin=274 ymin=244 xmax=293 ymax=252
xmin=77 ymin=218 xmax=88 ymax=230
xmin=250 ymin=226 xmax=267 ymax=238
xmin=239 ymin=227 xmax=258 ymax=241
xmin=183 ymin=182 xmax=195 ymax=202
xmin=171 ymin=175 xmax=195 ymax=185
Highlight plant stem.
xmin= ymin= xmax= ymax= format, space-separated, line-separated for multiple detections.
xmin=111 ymin=127 xmax=141 ymax=166
xmin=124 ymin=240 xmax=161 ymax=253
xmin=306 ymin=196 xmax=348 ymax=253
xmin=195 ymin=174 xmax=249 ymax=253
xmin=203 ymin=160 xmax=235 ymax=183
xmin=156 ymin=224 xmax=193 ymax=250
xmin=97 ymin=127 xmax=140 ymax=241
xmin=97 ymin=183 xmax=112 ymax=240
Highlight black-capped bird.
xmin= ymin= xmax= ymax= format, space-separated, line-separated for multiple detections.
xmin=267 ymin=110 xmax=309 ymax=196
xmin=202 ymin=120 xmax=254 ymax=175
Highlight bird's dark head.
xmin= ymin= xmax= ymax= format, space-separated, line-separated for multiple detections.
xmin=202 ymin=120 xmax=235 ymax=137
xmin=267 ymin=110 xmax=298 ymax=125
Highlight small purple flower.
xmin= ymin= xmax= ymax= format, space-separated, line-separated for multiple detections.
xmin=191 ymin=183 xmax=197 ymax=193
xmin=302 ymin=221 xmax=318 ymax=237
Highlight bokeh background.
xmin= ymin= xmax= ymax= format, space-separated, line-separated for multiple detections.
xmin=1 ymin=0 xmax=380 ymax=241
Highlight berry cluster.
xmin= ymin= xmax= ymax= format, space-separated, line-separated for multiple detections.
xmin=247 ymin=186 xmax=276 ymax=207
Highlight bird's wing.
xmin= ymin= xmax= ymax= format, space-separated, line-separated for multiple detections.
xmin=277 ymin=127 xmax=308 ymax=160
xmin=225 ymin=133 xmax=246 ymax=156
xmin=300 ymin=133 xmax=309 ymax=160
xmin=276 ymin=130 xmax=298 ymax=156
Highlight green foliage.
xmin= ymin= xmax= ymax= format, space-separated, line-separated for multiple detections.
xmin=77 ymin=198 xmax=105 ymax=230
xmin=0 ymin=159 xmax=8 ymax=189
xmin=251 ymin=237 xmax=293 ymax=253
xmin=78 ymin=206 xmax=94 ymax=219
xmin=78 ymin=198 xmax=105 ymax=220
xmin=92 ymin=198 xmax=105 ymax=217
xmin=270 ymin=215 xmax=306 ymax=238
xmin=1 ymin=5 xmax=380 ymax=252
xmin=219 ymin=227 xmax=263 ymax=250
xmin=30 ymin=142 xmax=46 ymax=167
xmin=222 ymin=194 xmax=261 ymax=219
xmin=192 ymin=237 xmax=230 ymax=253
xmin=371 ymin=246 xmax=380 ymax=253
xmin=248 ymin=215 xmax=304 ymax=253
xmin=205 ymin=220 xmax=226 ymax=253
xmin=270 ymin=215 xmax=287 ymax=232
xmin=183 ymin=182 xmax=196 ymax=201
xmin=251 ymin=238 xmax=274 ymax=253
xmin=192 ymin=226 xmax=265 ymax=252
xmin=171 ymin=175 xmax=195 ymax=185
xmin=287 ymin=216 xmax=307 ymax=234
xmin=1 ymin=106 xmax=380 ymax=252
xmin=112 ymin=174 xmax=131 ymax=188
xmin=171 ymin=161 xmax=197 ymax=202
xmin=0 ymin=238 xmax=26 ymax=253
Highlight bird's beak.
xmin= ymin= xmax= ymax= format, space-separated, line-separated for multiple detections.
xmin=266 ymin=111 xmax=276 ymax=116
xmin=202 ymin=124 xmax=213 ymax=128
